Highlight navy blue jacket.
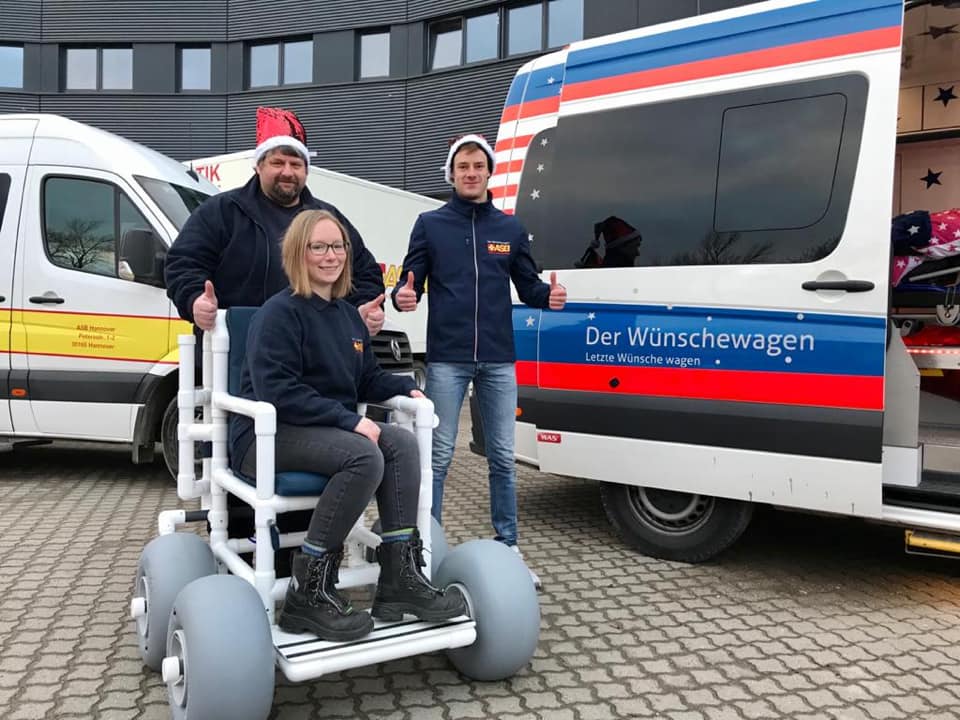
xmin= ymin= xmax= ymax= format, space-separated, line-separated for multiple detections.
xmin=229 ymin=290 xmax=417 ymax=471
xmin=391 ymin=193 xmax=550 ymax=363
xmin=165 ymin=174 xmax=384 ymax=323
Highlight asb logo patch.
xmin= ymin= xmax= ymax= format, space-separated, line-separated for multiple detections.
xmin=487 ymin=242 xmax=510 ymax=255
xmin=352 ymin=338 xmax=364 ymax=353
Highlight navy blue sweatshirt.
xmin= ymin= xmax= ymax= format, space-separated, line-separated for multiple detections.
xmin=229 ymin=290 xmax=417 ymax=471
xmin=391 ymin=192 xmax=550 ymax=363
xmin=166 ymin=174 xmax=385 ymax=323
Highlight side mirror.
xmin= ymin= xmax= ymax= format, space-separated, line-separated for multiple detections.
xmin=119 ymin=228 xmax=167 ymax=287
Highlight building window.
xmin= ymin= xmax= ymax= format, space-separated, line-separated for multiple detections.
xmin=65 ymin=47 xmax=132 ymax=90
xmin=249 ymin=39 xmax=312 ymax=88
xmin=359 ymin=31 xmax=390 ymax=79
xmin=547 ymin=0 xmax=583 ymax=48
xmin=430 ymin=19 xmax=463 ymax=70
xmin=466 ymin=12 xmax=499 ymax=64
xmin=180 ymin=47 xmax=211 ymax=91
xmin=0 ymin=46 xmax=23 ymax=89
xmin=507 ymin=3 xmax=543 ymax=56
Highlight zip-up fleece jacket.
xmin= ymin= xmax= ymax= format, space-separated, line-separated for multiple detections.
xmin=391 ymin=193 xmax=550 ymax=363
xmin=229 ymin=290 xmax=417 ymax=471
xmin=165 ymin=174 xmax=384 ymax=323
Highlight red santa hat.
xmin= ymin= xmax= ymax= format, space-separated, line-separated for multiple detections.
xmin=254 ymin=106 xmax=310 ymax=167
xmin=444 ymin=133 xmax=495 ymax=184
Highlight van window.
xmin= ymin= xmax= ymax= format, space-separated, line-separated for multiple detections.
xmin=0 ymin=174 xmax=10 ymax=233
xmin=519 ymin=75 xmax=867 ymax=270
xmin=43 ymin=176 xmax=155 ymax=280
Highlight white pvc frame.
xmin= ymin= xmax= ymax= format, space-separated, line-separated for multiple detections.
xmin=161 ymin=310 xmax=437 ymax=625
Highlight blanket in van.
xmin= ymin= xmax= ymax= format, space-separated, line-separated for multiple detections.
xmin=891 ymin=209 xmax=960 ymax=286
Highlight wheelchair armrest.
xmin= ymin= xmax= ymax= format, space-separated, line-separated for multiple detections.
xmin=379 ymin=395 xmax=437 ymax=428
xmin=212 ymin=391 xmax=277 ymax=436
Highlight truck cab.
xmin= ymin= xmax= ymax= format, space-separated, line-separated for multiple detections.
xmin=0 ymin=114 xmax=217 ymax=468
xmin=473 ymin=0 xmax=960 ymax=561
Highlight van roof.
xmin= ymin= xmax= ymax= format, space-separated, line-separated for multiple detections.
xmin=0 ymin=113 xmax=215 ymax=192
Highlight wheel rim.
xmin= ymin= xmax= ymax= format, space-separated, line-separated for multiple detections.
xmin=135 ymin=574 xmax=149 ymax=639
xmin=626 ymin=487 xmax=714 ymax=536
xmin=169 ymin=628 xmax=189 ymax=708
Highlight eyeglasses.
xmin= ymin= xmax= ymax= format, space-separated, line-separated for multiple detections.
xmin=307 ymin=242 xmax=348 ymax=256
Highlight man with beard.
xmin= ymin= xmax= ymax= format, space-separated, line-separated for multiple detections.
xmin=165 ymin=126 xmax=386 ymax=336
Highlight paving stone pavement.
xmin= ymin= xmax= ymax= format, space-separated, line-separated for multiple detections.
xmin=2 ymin=410 xmax=960 ymax=719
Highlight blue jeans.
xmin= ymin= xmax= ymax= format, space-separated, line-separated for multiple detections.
xmin=426 ymin=362 xmax=518 ymax=545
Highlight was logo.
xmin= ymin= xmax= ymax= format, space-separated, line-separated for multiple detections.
xmin=487 ymin=242 xmax=511 ymax=255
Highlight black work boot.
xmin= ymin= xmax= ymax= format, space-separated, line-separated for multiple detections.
xmin=372 ymin=529 xmax=466 ymax=622
xmin=278 ymin=549 xmax=373 ymax=641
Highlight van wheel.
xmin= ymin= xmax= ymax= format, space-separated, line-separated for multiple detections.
xmin=161 ymin=397 xmax=202 ymax=480
xmin=412 ymin=360 xmax=427 ymax=391
xmin=600 ymin=483 xmax=752 ymax=563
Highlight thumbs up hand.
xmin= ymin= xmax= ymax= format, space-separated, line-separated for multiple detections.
xmin=192 ymin=280 xmax=218 ymax=331
xmin=359 ymin=293 xmax=386 ymax=336
xmin=395 ymin=271 xmax=419 ymax=312
xmin=548 ymin=271 xmax=567 ymax=311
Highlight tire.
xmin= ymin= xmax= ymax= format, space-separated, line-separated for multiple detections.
xmin=165 ymin=575 xmax=274 ymax=720
xmin=133 ymin=533 xmax=216 ymax=671
xmin=936 ymin=304 xmax=960 ymax=327
xmin=412 ymin=359 xmax=427 ymax=391
xmin=368 ymin=517 xmax=448 ymax=578
xmin=161 ymin=397 xmax=202 ymax=480
xmin=435 ymin=540 xmax=539 ymax=681
xmin=600 ymin=482 xmax=753 ymax=563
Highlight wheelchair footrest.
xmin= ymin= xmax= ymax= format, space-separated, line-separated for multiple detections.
xmin=273 ymin=615 xmax=475 ymax=682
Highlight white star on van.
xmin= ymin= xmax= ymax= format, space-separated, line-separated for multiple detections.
xmin=525 ymin=316 xmax=536 ymax=327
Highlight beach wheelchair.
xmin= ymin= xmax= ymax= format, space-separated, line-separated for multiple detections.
xmin=130 ymin=308 xmax=540 ymax=719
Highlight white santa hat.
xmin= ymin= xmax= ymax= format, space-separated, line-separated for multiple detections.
xmin=253 ymin=134 xmax=310 ymax=168
xmin=443 ymin=133 xmax=495 ymax=185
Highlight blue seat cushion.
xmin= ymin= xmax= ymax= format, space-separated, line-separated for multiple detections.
xmin=238 ymin=471 xmax=330 ymax=496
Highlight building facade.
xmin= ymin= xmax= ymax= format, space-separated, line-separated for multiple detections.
xmin=0 ymin=0 xmax=761 ymax=196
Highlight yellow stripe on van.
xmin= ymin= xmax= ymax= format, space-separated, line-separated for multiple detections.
xmin=9 ymin=310 xmax=189 ymax=364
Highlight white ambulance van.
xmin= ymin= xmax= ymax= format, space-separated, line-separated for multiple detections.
xmin=187 ymin=149 xmax=441 ymax=385
xmin=0 ymin=114 xmax=219 ymax=471
xmin=476 ymin=0 xmax=960 ymax=561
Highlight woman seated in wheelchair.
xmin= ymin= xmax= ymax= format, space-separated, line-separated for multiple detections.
xmin=229 ymin=209 xmax=465 ymax=641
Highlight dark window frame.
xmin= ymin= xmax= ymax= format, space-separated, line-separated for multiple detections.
xmin=357 ymin=29 xmax=392 ymax=80
xmin=247 ymin=37 xmax=313 ymax=89
xmin=177 ymin=45 xmax=212 ymax=93
xmin=0 ymin=174 xmax=11 ymax=233
xmin=40 ymin=175 xmax=158 ymax=282
xmin=63 ymin=46 xmax=133 ymax=92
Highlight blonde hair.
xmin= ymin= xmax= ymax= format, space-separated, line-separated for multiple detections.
xmin=281 ymin=209 xmax=353 ymax=299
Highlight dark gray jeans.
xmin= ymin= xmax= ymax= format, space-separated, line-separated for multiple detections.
xmin=240 ymin=422 xmax=420 ymax=550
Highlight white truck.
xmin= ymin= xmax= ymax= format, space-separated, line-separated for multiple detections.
xmin=0 ymin=113 xmax=219 ymax=471
xmin=186 ymin=149 xmax=440 ymax=386
xmin=472 ymin=0 xmax=960 ymax=562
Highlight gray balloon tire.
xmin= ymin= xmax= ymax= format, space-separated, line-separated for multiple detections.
xmin=435 ymin=539 xmax=540 ymax=681
xmin=134 ymin=533 xmax=216 ymax=671
xmin=166 ymin=575 xmax=275 ymax=720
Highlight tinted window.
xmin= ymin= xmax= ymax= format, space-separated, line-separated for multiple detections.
xmin=466 ymin=12 xmax=499 ymax=63
xmin=360 ymin=32 xmax=390 ymax=78
xmin=101 ymin=48 xmax=132 ymax=90
xmin=519 ymin=75 xmax=867 ymax=269
xmin=283 ymin=40 xmax=312 ymax=84
xmin=180 ymin=47 xmax=211 ymax=91
xmin=0 ymin=174 xmax=10 ymax=233
xmin=136 ymin=176 xmax=211 ymax=231
xmin=716 ymin=95 xmax=846 ymax=232
xmin=44 ymin=178 xmax=117 ymax=277
xmin=548 ymin=0 xmax=582 ymax=48
xmin=250 ymin=43 xmax=279 ymax=87
xmin=0 ymin=46 xmax=23 ymax=88
xmin=508 ymin=3 xmax=542 ymax=56
xmin=66 ymin=48 xmax=97 ymax=90
xmin=430 ymin=19 xmax=462 ymax=70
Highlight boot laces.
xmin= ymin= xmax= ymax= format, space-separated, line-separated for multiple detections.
xmin=307 ymin=552 xmax=351 ymax=614
xmin=406 ymin=536 xmax=442 ymax=594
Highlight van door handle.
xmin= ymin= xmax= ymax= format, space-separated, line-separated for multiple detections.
xmin=801 ymin=280 xmax=874 ymax=292
xmin=29 ymin=294 xmax=65 ymax=304
xmin=0 ymin=296 xmax=5 ymax=302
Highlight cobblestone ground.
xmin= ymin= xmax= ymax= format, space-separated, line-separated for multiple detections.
xmin=2 ymin=412 xmax=960 ymax=720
